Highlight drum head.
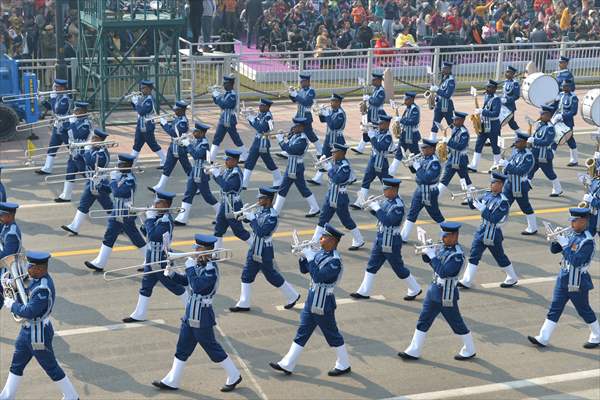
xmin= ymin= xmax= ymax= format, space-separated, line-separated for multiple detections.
xmin=583 ymin=89 xmax=600 ymax=126
xmin=523 ymin=73 xmax=559 ymax=107
xmin=558 ymin=130 xmax=573 ymax=145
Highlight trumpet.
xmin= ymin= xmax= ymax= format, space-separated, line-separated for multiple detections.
xmin=208 ymin=85 xmax=225 ymax=96
xmin=240 ymin=101 xmax=257 ymax=119
xmin=2 ymin=89 xmax=78 ymax=103
xmin=360 ymin=121 xmax=378 ymax=133
xmin=103 ymin=248 xmax=233 ymax=281
xmin=233 ymin=202 xmax=261 ymax=220
xmin=88 ymin=205 xmax=183 ymax=219
xmin=414 ymin=241 xmax=443 ymax=254
xmin=173 ymin=133 xmax=195 ymax=147
xmin=543 ymin=222 xmax=573 ymax=241
xmin=313 ymin=155 xmax=334 ymax=170
xmin=360 ymin=194 xmax=384 ymax=210
xmin=202 ymin=162 xmax=224 ymax=174
xmin=450 ymin=188 xmax=488 ymax=201
xmin=414 ymin=226 xmax=441 ymax=254
xmin=401 ymin=153 xmax=423 ymax=167
xmin=291 ymin=230 xmax=320 ymax=257
xmin=124 ymin=91 xmax=143 ymax=101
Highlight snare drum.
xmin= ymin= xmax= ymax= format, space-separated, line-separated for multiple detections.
xmin=582 ymin=88 xmax=600 ymax=127
xmin=522 ymin=73 xmax=559 ymax=107
xmin=499 ymin=105 xmax=513 ymax=127
xmin=553 ymin=121 xmax=573 ymax=145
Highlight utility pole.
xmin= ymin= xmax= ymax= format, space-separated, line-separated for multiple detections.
xmin=54 ymin=0 xmax=67 ymax=79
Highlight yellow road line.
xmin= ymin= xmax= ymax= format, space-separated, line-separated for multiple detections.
xmin=50 ymin=205 xmax=571 ymax=258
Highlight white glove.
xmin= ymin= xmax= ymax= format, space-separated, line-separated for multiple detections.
xmin=369 ymin=201 xmax=381 ymax=212
xmin=185 ymin=257 xmax=196 ymax=269
xmin=110 ymin=171 xmax=121 ymax=180
xmin=145 ymin=210 xmax=158 ymax=219
xmin=69 ymin=116 xmax=77 ymax=123
xmin=424 ymin=246 xmax=437 ymax=259
xmin=501 ymin=97 xmax=507 ymax=104
xmin=211 ymin=167 xmax=222 ymax=177
xmin=555 ymin=113 xmax=563 ymax=121
xmin=163 ymin=262 xmax=174 ymax=277
xmin=276 ymin=134 xmax=284 ymax=143
xmin=474 ymin=108 xmax=481 ymax=115
xmin=583 ymin=193 xmax=593 ymax=203
xmin=527 ymin=136 xmax=535 ymax=144
xmin=4 ymin=297 xmax=14 ymax=309
xmin=430 ymin=85 xmax=439 ymax=92
xmin=160 ymin=117 xmax=167 ymax=126
xmin=473 ymin=199 xmax=485 ymax=211
xmin=212 ymin=90 xmax=221 ymax=98
xmin=556 ymin=234 xmax=569 ymax=248
xmin=594 ymin=151 xmax=600 ymax=160
xmin=412 ymin=161 xmax=421 ymax=170
xmin=131 ymin=95 xmax=140 ymax=104
xmin=498 ymin=158 xmax=508 ymax=167
xmin=459 ymin=179 xmax=468 ymax=191
xmin=289 ymin=90 xmax=298 ymax=98
xmin=302 ymin=247 xmax=317 ymax=261
xmin=367 ymin=129 xmax=377 ymax=139
xmin=362 ymin=94 xmax=370 ymax=101
xmin=394 ymin=116 xmax=402 ymax=123
xmin=1 ymin=277 xmax=13 ymax=289
xmin=50 ymin=93 xmax=57 ymax=99
xmin=243 ymin=211 xmax=256 ymax=221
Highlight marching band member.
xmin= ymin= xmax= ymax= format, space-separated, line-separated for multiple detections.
xmin=54 ymin=101 xmax=92 ymax=203
xmin=468 ymin=80 xmax=502 ymax=172
xmin=0 ymin=166 xmax=6 ymax=202
xmin=270 ymin=224 xmax=351 ymax=377
xmin=130 ymin=80 xmax=166 ymax=167
xmin=230 ymin=187 xmax=300 ymax=312
xmin=400 ymin=139 xmax=445 ymax=242
xmin=210 ymin=150 xmax=251 ymax=249
xmin=154 ymin=234 xmax=243 ymax=392
xmin=501 ymin=132 xmax=538 ymax=235
xmin=555 ymin=56 xmax=575 ymax=91
xmin=501 ymin=66 xmax=521 ymax=133
xmin=84 ymin=154 xmax=147 ymax=271
xmin=527 ymin=105 xmax=564 ymax=197
xmin=437 ymin=112 xmax=473 ymax=198
xmin=61 ymin=129 xmax=113 ymax=235
xmin=583 ymin=153 xmax=600 ymax=236
xmin=458 ymin=172 xmax=519 ymax=289
xmin=350 ymin=178 xmax=422 ymax=300
xmin=311 ymin=144 xmax=364 ymax=250
xmin=241 ymin=98 xmax=283 ymax=189
xmin=123 ymin=190 xmax=187 ymax=323
xmin=528 ymin=207 xmax=599 ymax=349
xmin=553 ymin=80 xmax=580 ymax=166
xmin=150 ymin=100 xmax=191 ymax=192
xmin=273 ymin=117 xmax=321 ymax=217
xmin=398 ymin=222 xmax=476 ymax=361
xmin=309 ymin=93 xmax=347 ymax=186
xmin=174 ymin=122 xmax=219 ymax=226
xmin=36 ymin=78 xmax=72 ymax=175
xmin=0 ymin=251 xmax=79 ymax=400
xmin=282 ymin=74 xmax=323 ymax=158
xmin=0 ymin=203 xmax=22 ymax=276
xmin=429 ymin=62 xmax=456 ymax=140
xmin=389 ymin=91 xmax=421 ymax=176
xmin=209 ymin=75 xmax=247 ymax=163
xmin=352 ymin=72 xmax=386 ymax=155
xmin=351 ymin=114 xmax=393 ymax=209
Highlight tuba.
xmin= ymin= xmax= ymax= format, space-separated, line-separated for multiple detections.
xmin=0 ymin=253 xmax=30 ymax=322
xmin=469 ymin=87 xmax=482 ymax=135
xmin=585 ymin=157 xmax=596 ymax=177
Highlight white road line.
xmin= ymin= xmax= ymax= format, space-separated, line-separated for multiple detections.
xmin=480 ymin=276 xmax=556 ymax=288
xmin=215 ymin=325 xmax=269 ymax=400
xmin=55 ymin=319 xmax=165 ymax=337
xmin=525 ymin=388 xmax=600 ymax=400
xmin=383 ymin=369 xmax=600 ymax=400
xmin=276 ymin=294 xmax=386 ymax=311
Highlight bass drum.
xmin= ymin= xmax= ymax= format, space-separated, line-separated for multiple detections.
xmin=582 ymin=88 xmax=600 ymax=127
xmin=553 ymin=121 xmax=573 ymax=145
xmin=521 ymin=73 xmax=559 ymax=107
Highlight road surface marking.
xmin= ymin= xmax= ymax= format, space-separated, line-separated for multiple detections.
xmin=275 ymin=294 xmax=386 ymax=311
xmin=55 ymin=319 xmax=165 ymax=337
xmin=480 ymin=276 xmax=556 ymax=288
xmin=383 ymin=369 xmax=600 ymax=400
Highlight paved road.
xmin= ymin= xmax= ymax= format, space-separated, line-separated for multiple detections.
xmin=0 ymin=102 xmax=599 ymax=399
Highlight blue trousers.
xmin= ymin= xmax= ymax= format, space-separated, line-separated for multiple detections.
xmin=175 ymin=321 xmax=227 ymax=363
xmin=10 ymin=325 xmax=65 ymax=381
xmin=214 ymin=203 xmax=250 ymax=240
xmin=303 ymin=121 xmax=319 ymax=144
xmin=416 ymin=285 xmax=469 ymax=334
xmin=431 ymin=108 xmax=453 ymax=133
xmin=367 ymin=240 xmax=410 ymax=278
xmin=241 ymin=253 xmax=285 ymax=286
xmin=440 ymin=162 xmax=472 ymax=187
xmin=213 ymin=123 xmax=243 ymax=146
xmin=279 ymin=169 xmax=312 ymax=198
xmin=474 ymin=129 xmax=501 ymax=154
xmin=566 ymin=131 xmax=577 ymax=150
xmin=588 ymin=214 xmax=599 ymax=236
xmin=361 ymin=162 xmax=391 ymax=189
xmin=65 ymin=155 xmax=86 ymax=181
xmin=133 ymin=125 xmax=161 ymax=152
xmin=102 ymin=216 xmax=146 ymax=248
xmin=78 ymin=186 xmax=113 ymax=214
xmin=182 ymin=177 xmax=218 ymax=205
xmin=394 ymin=141 xmax=419 ymax=161
xmin=468 ymin=235 xmax=511 ymax=267
xmin=406 ymin=189 xmax=445 ymax=223
xmin=163 ymin=145 xmax=192 ymax=177
xmin=322 ymin=133 xmax=346 ymax=158
xmin=245 ymin=145 xmax=278 ymax=171
xmin=503 ymin=185 xmax=534 ymax=215
xmin=139 ymin=260 xmax=185 ymax=297
xmin=528 ymin=159 xmax=558 ymax=181
xmin=318 ymin=195 xmax=356 ymax=230
xmin=547 ymin=276 xmax=597 ymax=324
xmin=294 ymin=309 xmax=344 ymax=347
xmin=47 ymin=127 xmax=67 ymax=156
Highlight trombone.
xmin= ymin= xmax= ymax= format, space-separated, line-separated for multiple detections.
xmin=450 ymin=188 xmax=488 ymax=201
xmin=43 ymin=162 xmax=143 ymax=184
xmin=2 ymin=89 xmax=78 ymax=103
xmin=103 ymin=248 xmax=233 ymax=281
xmin=233 ymin=202 xmax=261 ymax=220
xmin=291 ymin=229 xmax=319 ymax=257
xmin=30 ymin=140 xmax=119 ymax=163
xmin=16 ymin=112 xmax=98 ymax=132
xmin=88 ymin=205 xmax=183 ymax=219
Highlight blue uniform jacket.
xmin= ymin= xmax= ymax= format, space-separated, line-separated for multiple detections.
xmin=502 ymin=79 xmax=520 ymax=111
xmin=188 ymin=137 xmax=210 ymax=181
xmin=435 ymin=75 xmax=455 ymax=112
xmin=550 ymin=231 xmax=594 ymax=291
xmin=248 ymin=207 xmax=278 ymax=262
xmin=469 ymin=191 xmax=509 ymax=243
xmin=373 ymin=196 xmax=404 ymax=252
xmin=0 ymin=182 xmax=5 ymax=203
xmin=480 ymin=94 xmax=501 ymax=132
xmin=133 ymin=95 xmax=156 ymax=131
xmin=400 ymin=104 xmax=420 ymax=144
xmin=61 ymin=117 xmax=91 ymax=146
xmin=555 ymin=69 xmax=575 ymax=91
xmin=291 ymin=87 xmax=316 ymax=123
xmin=553 ymin=92 xmax=578 ymax=128
xmin=368 ymin=86 xmax=386 ymax=122
xmin=172 ymin=261 xmax=219 ymax=328
xmin=213 ymin=90 xmax=238 ymax=126
xmin=44 ymin=94 xmax=71 ymax=116
xmin=299 ymin=250 xmax=342 ymax=314
xmin=280 ymin=133 xmax=308 ymax=156
xmin=144 ymin=214 xmax=173 ymax=262
xmin=84 ymin=147 xmax=111 ymax=193
xmin=11 ymin=274 xmax=55 ymax=321
xmin=249 ymin=111 xmax=273 ymax=134
xmin=110 ymin=173 xmax=136 ymax=217
xmin=446 ymin=126 xmax=470 ymax=167
xmin=326 ymin=159 xmax=352 ymax=207
xmin=0 ymin=222 xmax=22 ymax=259
xmin=415 ymin=155 xmax=441 ymax=185
xmin=319 ymin=108 xmax=346 ymax=139
xmin=531 ymin=123 xmax=556 ymax=161
xmin=426 ymin=245 xmax=464 ymax=304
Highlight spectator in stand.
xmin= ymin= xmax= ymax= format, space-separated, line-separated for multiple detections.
xmin=395 ymin=24 xmax=416 ymax=48
xmin=356 ymin=18 xmax=374 ymax=48
xmin=447 ymin=7 xmax=463 ymax=33
xmin=382 ymin=0 xmax=398 ymax=41
xmin=39 ymin=23 xmax=55 ymax=58
xmin=530 ymin=21 xmax=548 ymax=72
xmin=337 ymin=20 xmax=354 ymax=49
xmin=222 ymin=0 xmax=238 ymax=34
xmin=373 ymin=0 xmax=385 ymax=20
xmin=202 ymin=0 xmax=216 ymax=50
xmin=369 ymin=16 xmax=383 ymax=34
xmin=245 ymin=0 xmax=262 ymax=48
xmin=269 ymin=21 xmax=287 ymax=52
xmin=351 ymin=1 xmax=367 ymax=28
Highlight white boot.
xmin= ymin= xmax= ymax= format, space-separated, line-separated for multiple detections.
xmin=333 ymin=344 xmax=351 ymax=370
xmin=88 ymin=244 xmax=113 ymax=270
xmin=469 ymin=152 xmax=482 ymax=170
xmin=501 ymin=264 xmax=519 ymax=286
xmin=236 ymin=282 xmax=252 ymax=308
xmin=350 ymin=227 xmax=364 ymax=247
xmin=129 ymin=294 xmax=150 ymax=321
xmin=40 ymin=155 xmax=55 ymax=173
xmin=161 ymin=357 xmax=186 ymax=389
xmin=534 ymin=319 xmax=557 ymax=346
xmin=219 ymin=356 xmax=241 ymax=385
xmin=313 ymin=140 xmax=323 ymax=155
xmin=273 ymin=195 xmax=286 ymax=214
xmin=66 ymin=210 xmax=87 ymax=234
xmin=238 ymin=145 xmax=248 ymax=162
xmin=305 ymin=194 xmax=320 ymax=215
xmin=0 ymin=372 xmax=22 ymax=400
xmin=279 ymin=281 xmax=300 ymax=306
xmin=459 ymin=263 xmax=478 ymax=288
xmin=458 ymin=332 xmax=476 ymax=358
xmin=175 ymin=202 xmax=192 ymax=224
xmin=58 ymin=181 xmax=74 ymax=201
xmin=569 ymin=148 xmax=578 ymax=165
xmin=403 ymin=329 xmax=427 ymax=358
xmin=312 ymin=225 xmax=325 ymax=243
xmin=430 ymin=130 xmax=438 ymax=141
xmin=212 ymin=202 xmax=220 ymax=219
xmin=353 ymin=187 xmax=369 ymax=208
xmin=388 ymin=159 xmax=401 ymax=176
xmin=353 ymin=139 xmax=367 ymax=154
xmin=242 ymin=168 xmax=252 ymax=189
xmin=490 ymin=153 xmax=501 ymax=171
xmin=55 ymin=376 xmax=78 ymax=400
xmin=400 ymin=220 xmax=414 ymax=242
xmin=278 ymin=342 xmax=304 ymax=372
xmin=155 ymin=150 xmax=166 ymax=166
xmin=551 ymin=179 xmax=563 ymax=195
xmin=153 ymin=174 xmax=169 ymax=192
xmin=272 ymin=169 xmax=283 ymax=187
xmin=437 ymin=183 xmax=448 ymax=196
xmin=179 ymin=291 xmax=189 ymax=307
xmin=130 ymin=149 xmax=140 ymax=158
xmin=404 ymin=273 xmax=421 ymax=296
xmin=355 ymin=271 xmax=375 ymax=297
xmin=215 ymin=236 xmax=223 ymax=250
xmin=209 ymin=144 xmax=220 ymax=163
xmin=588 ymin=320 xmax=600 ymax=344
xmin=310 ymin=170 xmax=323 ymax=185
xmin=525 ymin=214 xmax=538 ymax=234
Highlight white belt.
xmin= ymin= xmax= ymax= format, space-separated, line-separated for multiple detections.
xmin=23 ymin=318 xmax=50 ymax=328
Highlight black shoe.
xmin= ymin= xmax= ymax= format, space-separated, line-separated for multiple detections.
xmin=242 ymin=186 xmax=248 ymax=191
xmin=583 ymin=342 xmax=599 ymax=349
xmin=403 ymin=289 xmax=422 ymax=301
xmin=461 ymin=199 xmax=469 ymax=206
xmin=567 ymin=161 xmax=578 ymax=167
xmin=527 ymin=335 xmax=546 ymax=347
xmin=467 ymin=167 xmax=477 ymax=173
xmin=457 ymin=282 xmax=470 ymax=289
xmin=221 ymin=376 xmax=242 ymax=392
xmin=521 ymin=230 xmax=537 ymax=236
xmin=307 ymin=179 xmax=321 ymax=186
xmin=35 ymin=169 xmax=51 ymax=175
xmin=348 ymin=242 xmax=365 ymax=251
xmin=152 ymin=380 xmax=178 ymax=390
xmin=156 ymin=165 xmax=164 ymax=170
xmin=60 ymin=225 xmax=78 ymax=235
xmin=212 ymin=220 xmax=216 ymax=225
xmin=549 ymin=191 xmax=563 ymax=197
xmin=122 ymin=317 xmax=144 ymax=323
xmin=349 ymin=292 xmax=369 ymax=299
xmin=173 ymin=220 xmax=186 ymax=226
xmin=229 ymin=306 xmax=251 ymax=312
xmin=147 ymin=186 xmax=157 ymax=193
xmin=275 ymin=152 xmax=289 ymax=159
xmin=454 ymin=353 xmax=476 ymax=361
xmin=54 ymin=197 xmax=71 ymax=203
xmin=484 ymin=142 xmax=491 ymax=147
xmin=284 ymin=294 xmax=301 ymax=310
xmin=305 ymin=210 xmax=320 ymax=218
xmin=500 ymin=281 xmax=518 ymax=288
xmin=84 ymin=261 xmax=103 ymax=272
xmin=350 ymin=148 xmax=363 ymax=155
xmin=328 ymin=367 xmax=351 ymax=376
xmin=397 ymin=352 xmax=419 ymax=360
xmin=348 ymin=178 xmax=357 ymax=185
xmin=349 ymin=203 xmax=362 ymax=210
xmin=269 ymin=362 xmax=292 ymax=375
xmin=137 ymin=267 xmax=145 ymax=272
